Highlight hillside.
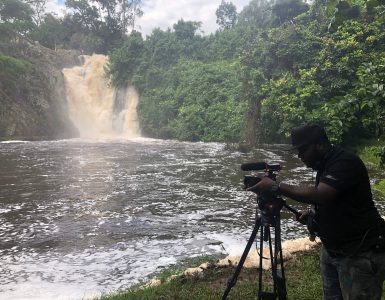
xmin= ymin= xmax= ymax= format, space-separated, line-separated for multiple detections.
xmin=0 ymin=38 xmax=80 ymax=139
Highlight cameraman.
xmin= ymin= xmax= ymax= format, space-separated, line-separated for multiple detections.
xmin=248 ymin=123 xmax=385 ymax=300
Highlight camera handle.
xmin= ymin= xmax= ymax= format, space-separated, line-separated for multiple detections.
xmin=222 ymin=203 xmax=288 ymax=300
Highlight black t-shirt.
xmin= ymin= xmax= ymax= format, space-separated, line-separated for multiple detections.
xmin=314 ymin=146 xmax=383 ymax=254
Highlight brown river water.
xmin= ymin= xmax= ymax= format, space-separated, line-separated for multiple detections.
xmin=1 ymin=138 xmax=384 ymax=299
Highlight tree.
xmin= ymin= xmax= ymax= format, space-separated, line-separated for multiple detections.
xmin=0 ymin=0 xmax=34 ymax=38
xmin=327 ymin=0 xmax=361 ymax=32
xmin=64 ymin=0 xmax=143 ymax=53
xmin=237 ymin=0 xmax=274 ymax=29
xmin=65 ymin=0 xmax=101 ymax=32
xmin=108 ymin=31 xmax=145 ymax=86
xmin=122 ymin=0 xmax=143 ymax=32
xmin=25 ymin=0 xmax=47 ymax=25
xmin=272 ymin=0 xmax=309 ymax=25
xmin=107 ymin=0 xmax=385 ymax=149
xmin=29 ymin=13 xmax=69 ymax=49
xmin=68 ymin=0 xmax=143 ymax=34
xmin=173 ymin=19 xmax=201 ymax=40
xmin=216 ymin=1 xmax=237 ymax=30
xmin=172 ymin=19 xmax=203 ymax=59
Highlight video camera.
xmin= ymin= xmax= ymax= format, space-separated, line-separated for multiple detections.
xmin=241 ymin=161 xmax=283 ymax=218
xmin=223 ymin=161 xmax=313 ymax=299
xmin=241 ymin=161 xmax=318 ymax=241
xmin=241 ymin=161 xmax=281 ymax=189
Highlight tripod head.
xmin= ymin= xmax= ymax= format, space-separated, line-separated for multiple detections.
xmin=222 ymin=161 xmax=301 ymax=300
xmin=241 ymin=161 xmax=284 ymax=222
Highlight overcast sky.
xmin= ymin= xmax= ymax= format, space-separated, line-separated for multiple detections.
xmin=46 ymin=0 xmax=251 ymax=37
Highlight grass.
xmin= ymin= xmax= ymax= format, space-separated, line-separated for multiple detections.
xmin=98 ymin=247 xmax=385 ymax=300
xmin=373 ymin=180 xmax=385 ymax=196
xmin=98 ymin=247 xmax=323 ymax=300
xmin=349 ymin=137 xmax=385 ymax=168
xmin=349 ymin=138 xmax=385 ymax=198
xmin=97 ymin=139 xmax=385 ymax=300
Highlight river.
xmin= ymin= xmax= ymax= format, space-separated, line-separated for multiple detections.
xmin=0 ymin=138 xmax=384 ymax=300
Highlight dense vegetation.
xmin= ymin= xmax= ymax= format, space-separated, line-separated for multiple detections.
xmin=0 ymin=0 xmax=142 ymax=53
xmin=1 ymin=0 xmax=384 ymax=155
xmin=106 ymin=0 xmax=385 ymax=153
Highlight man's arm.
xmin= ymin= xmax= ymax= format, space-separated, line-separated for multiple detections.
xmin=247 ymin=177 xmax=339 ymax=205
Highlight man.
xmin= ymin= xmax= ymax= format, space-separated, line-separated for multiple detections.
xmin=248 ymin=123 xmax=385 ymax=300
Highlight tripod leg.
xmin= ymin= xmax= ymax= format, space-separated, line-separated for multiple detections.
xmin=268 ymin=227 xmax=278 ymax=297
xmin=222 ymin=217 xmax=262 ymax=300
xmin=258 ymin=225 xmax=277 ymax=300
xmin=274 ymin=216 xmax=287 ymax=300
xmin=257 ymin=216 xmax=288 ymax=300
xmin=258 ymin=223 xmax=265 ymax=298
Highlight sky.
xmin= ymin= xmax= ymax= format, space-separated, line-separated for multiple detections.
xmin=46 ymin=0 xmax=251 ymax=37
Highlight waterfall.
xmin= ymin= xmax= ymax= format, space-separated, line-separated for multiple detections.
xmin=62 ymin=54 xmax=140 ymax=138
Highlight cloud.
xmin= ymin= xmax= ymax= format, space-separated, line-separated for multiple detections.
xmin=45 ymin=0 xmax=250 ymax=36
xmin=45 ymin=0 xmax=67 ymax=17
xmin=138 ymin=0 xmax=250 ymax=36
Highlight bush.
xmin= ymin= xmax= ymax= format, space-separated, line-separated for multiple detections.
xmin=0 ymin=52 xmax=31 ymax=91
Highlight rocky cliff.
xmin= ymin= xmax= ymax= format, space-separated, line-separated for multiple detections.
xmin=0 ymin=39 xmax=81 ymax=140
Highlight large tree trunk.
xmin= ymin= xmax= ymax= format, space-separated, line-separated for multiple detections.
xmin=244 ymin=97 xmax=260 ymax=147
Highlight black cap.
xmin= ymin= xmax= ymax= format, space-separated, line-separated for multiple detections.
xmin=289 ymin=123 xmax=328 ymax=150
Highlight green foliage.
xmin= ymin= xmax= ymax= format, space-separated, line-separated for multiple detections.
xmin=216 ymin=1 xmax=237 ymax=30
xmin=63 ymin=0 xmax=124 ymax=53
xmin=327 ymin=0 xmax=363 ymax=32
xmin=250 ymin=4 xmax=384 ymax=146
xmin=142 ymin=28 xmax=180 ymax=68
xmin=137 ymin=60 xmax=246 ymax=142
xmin=108 ymin=31 xmax=145 ymax=87
xmin=29 ymin=13 xmax=69 ymax=49
xmin=261 ymin=68 xmax=322 ymax=141
xmin=0 ymin=0 xmax=33 ymax=23
xmin=1 ymin=0 xmax=384 ymax=148
xmin=272 ymin=0 xmax=309 ymax=25
xmin=237 ymin=0 xmax=274 ymax=29
xmin=0 ymin=52 xmax=31 ymax=91
xmin=170 ymin=61 xmax=246 ymax=142
xmin=0 ymin=0 xmax=143 ymax=53
xmin=105 ymin=0 xmax=385 ymax=148
xmin=0 ymin=0 xmax=35 ymax=37
xmin=318 ymin=54 xmax=385 ymax=143
xmin=173 ymin=19 xmax=201 ymax=40
xmin=366 ymin=146 xmax=385 ymax=166
xmin=373 ymin=179 xmax=385 ymax=196
xmin=354 ymin=59 xmax=385 ymax=136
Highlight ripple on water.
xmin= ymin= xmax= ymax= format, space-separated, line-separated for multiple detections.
xmin=0 ymin=140 xmax=383 ymax=299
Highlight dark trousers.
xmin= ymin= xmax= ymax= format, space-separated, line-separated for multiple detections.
xmin=320 ymin=246 xmax=385 ymax=300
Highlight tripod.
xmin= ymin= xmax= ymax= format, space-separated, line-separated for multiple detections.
xmin=222 ymin=196 xmax=298 ymax=300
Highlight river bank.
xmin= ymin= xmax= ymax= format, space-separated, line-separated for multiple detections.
xmin=98 ymin=241 xmax=323 ymax=300
xmin=97 ymin=143 xmax=385 ymax=300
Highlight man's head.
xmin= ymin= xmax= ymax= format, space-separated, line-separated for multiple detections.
xmin=290 ymin=124 xmax=331 ymax=169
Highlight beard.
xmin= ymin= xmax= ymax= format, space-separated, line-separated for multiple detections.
xmin=303 ymin=150 xmax=325 ymax=170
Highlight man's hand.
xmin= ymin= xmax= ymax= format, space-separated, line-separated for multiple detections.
xmin=296 ymin=210 xmax=311 ymax=225
xmin=246 ymin=176 xmax=274 ymax=194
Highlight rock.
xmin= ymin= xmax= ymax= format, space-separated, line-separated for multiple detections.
xmin=0 ymin=38 xmax=81 ymax=140
xmin=202 ymin=236 xmax=320 ymax=273
xmin=137 ymin=236 xmax=321 ymax=292
xmin=184 ymin=267 xmax=204 ymax=277
xmin=141 ymin=278 xmax=162 ymax=289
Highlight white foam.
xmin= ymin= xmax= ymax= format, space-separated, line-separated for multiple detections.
xmin=1 ymin=140 xmax=29 ymax=143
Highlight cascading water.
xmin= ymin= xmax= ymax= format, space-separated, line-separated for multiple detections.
xmin=62 ymin=54 xmax=140 ymax=138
